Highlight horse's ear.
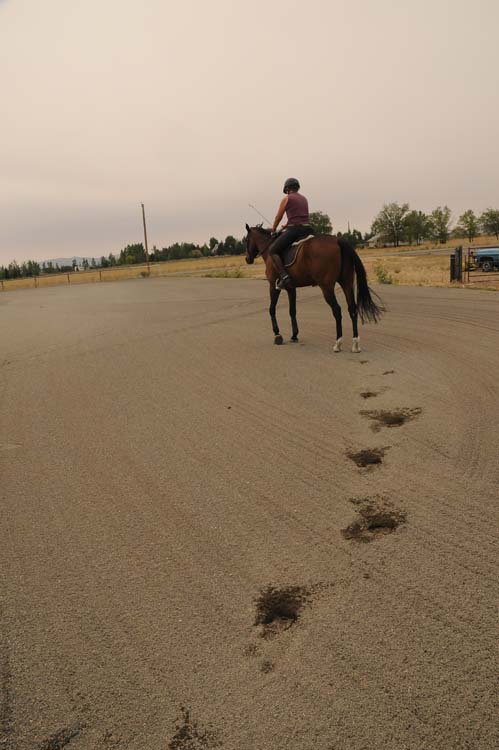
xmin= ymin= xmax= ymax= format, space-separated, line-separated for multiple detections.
xmin=245 ymin=223 xmax=250 ymax=232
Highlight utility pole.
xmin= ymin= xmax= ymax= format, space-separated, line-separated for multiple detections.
xmin=141 ymin=203 xmax=150 ymax=271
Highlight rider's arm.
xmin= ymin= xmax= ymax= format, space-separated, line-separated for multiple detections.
xmin=271 ymin=196 xmax=288 ymax=232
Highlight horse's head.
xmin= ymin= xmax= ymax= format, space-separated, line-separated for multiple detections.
xmin=245 ymin=223 xmax=271 ymax=264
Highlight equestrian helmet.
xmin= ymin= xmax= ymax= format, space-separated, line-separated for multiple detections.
xmin=283 ymin=177 xmax=300 ymax=193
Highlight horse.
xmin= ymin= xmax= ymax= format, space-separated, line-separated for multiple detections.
xmin=245 ymin=224 xmax=384 ymax=351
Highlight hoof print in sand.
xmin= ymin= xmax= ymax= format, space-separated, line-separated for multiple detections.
xmin=39 ymin=724 xmax=82 ymax=750
xmin=361 ymin=407 xmax=421 ymax=431
xmin=254 ymin=585 xmax=310 ymax=638
xmin=360 ymin=390 xmax=379 ymax=399
xmin=342 ymin=497 xmax=407 ymax=543
xmin=168 ymin=707 xmax=221 ymax=749
xmin=347 ymin=447 xmax=388 ymax=468
xmin=260 ymin=660 xmax=275 ymax=674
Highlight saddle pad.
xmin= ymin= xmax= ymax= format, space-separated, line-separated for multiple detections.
xmin=283 ymin=235 xmax=315 ymax=268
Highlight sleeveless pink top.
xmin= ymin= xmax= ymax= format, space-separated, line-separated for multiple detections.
xmin=285 ymin=192 xmax=309 ymax=225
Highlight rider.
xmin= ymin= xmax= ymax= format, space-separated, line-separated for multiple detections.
xmin=269 ymin=178 xmax=313 ymax=290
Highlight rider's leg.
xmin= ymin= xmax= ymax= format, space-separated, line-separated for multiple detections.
xmin=269 ymin=227 xmax=301 ymax=289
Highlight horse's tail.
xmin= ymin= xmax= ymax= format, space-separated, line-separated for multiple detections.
xmin=338 ymin=238 xmax=385 ymax=323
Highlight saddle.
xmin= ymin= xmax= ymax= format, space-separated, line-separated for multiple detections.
xmin=283 ymin=235 xmax=315 ymax=268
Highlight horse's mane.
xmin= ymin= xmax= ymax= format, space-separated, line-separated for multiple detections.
xmin=252 ymin=224 xmax=272 ymax=236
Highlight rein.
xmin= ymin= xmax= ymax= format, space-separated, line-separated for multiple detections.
xmin=249 ymin=228 xmax=273 ymax=261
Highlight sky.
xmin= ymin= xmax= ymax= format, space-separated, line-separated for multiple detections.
xmin=1 ymin=0 xmax=498 ymax=263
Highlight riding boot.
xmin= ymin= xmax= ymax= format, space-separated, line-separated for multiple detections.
xmin=271 ymin=254 xmax=293 ymax=290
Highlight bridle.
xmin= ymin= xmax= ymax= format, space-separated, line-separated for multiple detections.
xmin=246 ymin=226 xmax=272 ymax=262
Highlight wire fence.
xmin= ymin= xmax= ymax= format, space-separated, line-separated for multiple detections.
xmin=0 ymin=256 xmax=255 ymax=293
xmin=448 ymin=245 xmax=499 ymax=285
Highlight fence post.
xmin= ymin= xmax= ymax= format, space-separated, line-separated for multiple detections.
xmin=449 ymin=254 xmax=456 ymax=282
xmin=67 ymin=273 xmax=70 ymax=284
xmin=455 ymin=245 xmax=463 ymax=282
xmin=99 ymin=270 xmax=102 ymax=282
xmin=0 ymin=279 xmax=4 ymax=292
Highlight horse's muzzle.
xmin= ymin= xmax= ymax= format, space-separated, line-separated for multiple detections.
xmin=245 ymin=256 xmax=254 ymax=265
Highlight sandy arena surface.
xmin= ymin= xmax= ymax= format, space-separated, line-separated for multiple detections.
xmin=1 ymin=278 xmax=498 ymax=750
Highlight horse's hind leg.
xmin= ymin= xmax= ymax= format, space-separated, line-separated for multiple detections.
xmin=287 ymin=288 xmax=299 ymax=341
xmin=341 ymin=281 xmax=360 ymax=352
xmin=321 ymin=286 xmax=343 ymax=352
xmin=269 ymin=285 xmax=283 ymax=344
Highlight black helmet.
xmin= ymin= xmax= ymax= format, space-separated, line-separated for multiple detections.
xmin=283 ymin=177 xmax=300 ymax=194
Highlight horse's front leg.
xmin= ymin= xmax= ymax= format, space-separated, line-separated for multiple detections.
xmin=287 ymin=288 xmax=299 ymax=342
xmin=269 ymin=285 xmax=283 ymax=345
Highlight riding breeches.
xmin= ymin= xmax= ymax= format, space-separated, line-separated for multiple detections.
xmin=269 ymin=225 xmax=313 ymax=257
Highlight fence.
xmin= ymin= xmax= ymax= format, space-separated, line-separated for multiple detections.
xmin=449 ymin=245 xmax=499 ymax=284
xmin=0 ymin=256 xmax=252 ymax=293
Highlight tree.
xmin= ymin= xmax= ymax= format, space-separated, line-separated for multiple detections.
xmin=430 ymin=206 xmax=452 ymax=244
xmin=340 ymin=228 xmax=363 ymax=248
xmin=222 ymin=235 xmax=237 ymax=255
xmin=209 ymin=237 xmax=219 ymax=250
xmin=309 ymin=211 xmax=333 ymax=235
xmin=404 ymin=210 xmax=431 ymax=245
xmin=480 ymin=208 xmax=499 ymax=240
xmin=118 ymin=243 xmax=145 ymax=265
xmin=372 ymin=202 xmax=410 ymax=247
xmin=456 ymin=210 xmax=479 ymax=243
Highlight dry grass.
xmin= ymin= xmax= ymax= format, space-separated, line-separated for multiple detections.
xmin=2 ymin=235 xmax=498 ymax=294
xmin=0 ymin=256 xmax=266 ymax=293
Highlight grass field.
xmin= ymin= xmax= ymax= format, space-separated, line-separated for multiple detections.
xmin=2 ymin=236 xmax=498 ymax=293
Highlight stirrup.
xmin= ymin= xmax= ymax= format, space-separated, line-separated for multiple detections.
xmin=276 ymin=274 xmax=292 ymax=291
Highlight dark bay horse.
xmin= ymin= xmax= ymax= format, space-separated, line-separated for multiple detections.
xmin=245 ymin=224 xmax=383 ymax=351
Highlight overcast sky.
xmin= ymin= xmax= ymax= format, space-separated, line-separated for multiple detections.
xmin=1 ymin=0 xmax=498 ymax=263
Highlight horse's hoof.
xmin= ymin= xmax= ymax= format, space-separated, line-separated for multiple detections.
xmin=333 ymin=337 xmax=343 ymax=353
xmin=351 ymin=338 xmax=361 ymax=353
xmin=274 ymin=335 xmax=284 ymax=345
xmin=291 ymin=336 xmax=299 ymax=343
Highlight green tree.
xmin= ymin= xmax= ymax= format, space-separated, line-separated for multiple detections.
xmin=209 ymin=237 xmax=219 ymax=250
xmin=430 ymin=206 xmax=452 ymax=244
xmin=340 ymin=228 xmax=363 ymax=248
xmin=372 ymin=202 xmax=410 ymax=247
xmin=479 ymin=208 xmax=499 ymax=240
xmin=404 ymin=210 xmax=431 ymax=245
xmin=118 ymin=243 xmax=145 ymax=265
xmin=222 ymin=235 xmax=237 ymax=255
xmin=309 ymin=211 xmax=333 ymax=235
xmin=456 ymin=210 xmax=479 ymax=243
